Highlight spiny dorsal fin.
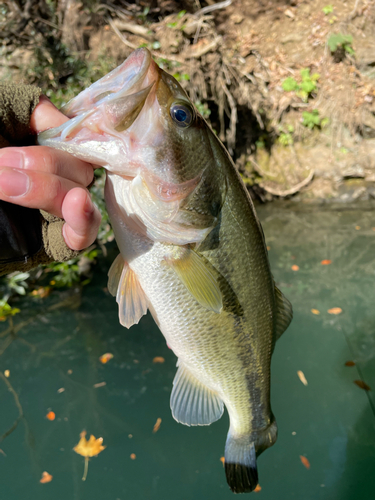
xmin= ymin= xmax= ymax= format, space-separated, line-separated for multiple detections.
xmin=274 ymin=284 xmax=293 ymax=341
xmin=170 ymin=361 xmax=224 ymax=426
xmin=108 ymin=254 xmax=148 ymax=328
xmin=164 ymin=247 xmax=223 ymax=313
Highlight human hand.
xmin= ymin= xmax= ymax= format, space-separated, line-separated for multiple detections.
xmin=0 ymin=96 xmax=101 ymax=251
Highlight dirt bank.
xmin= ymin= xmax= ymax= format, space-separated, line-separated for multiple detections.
xmin=1 ymin=0 xmax=375 ymax=202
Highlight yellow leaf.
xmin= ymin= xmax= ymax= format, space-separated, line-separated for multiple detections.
xmin=73 ymin=430 xmax=106 ymax=458
xmin=153 ymin=417 xmax=162 ymax=433
xmin=311 ymin=309 xmax=320 ymax=315
xmin=153 ymin=356 xmax=165 ymax=363
xmin=297 ymin=370 xmax=308 ymax=386
xmin=328 ymin=307 xmax=342 ymax=315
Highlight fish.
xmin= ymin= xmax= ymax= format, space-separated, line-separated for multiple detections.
xmin=38 ymin=48 xmax=292 ymax=493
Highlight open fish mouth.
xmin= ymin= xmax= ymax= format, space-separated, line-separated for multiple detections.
xmin=38 ymin=48 xmax=160 ymax=146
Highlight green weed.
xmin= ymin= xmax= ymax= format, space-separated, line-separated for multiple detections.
xmin=322 ymin=5 xmax=334 ymax=15
xmin=302 ymin=109 xmax=329 ymax=129
xmin=282 ymin=69 xmax=320 ymax=102
xmin=328 ymin=33 xmax=355 ymax=56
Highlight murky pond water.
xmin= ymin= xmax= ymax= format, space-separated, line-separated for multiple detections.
xmin=1 ymin=202 xmax=375 ymax=500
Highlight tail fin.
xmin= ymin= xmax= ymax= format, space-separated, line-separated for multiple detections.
xmin=224 ymin=435 xmax=258 ymax=493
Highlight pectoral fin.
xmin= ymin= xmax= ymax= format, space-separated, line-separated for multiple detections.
xmin=170 ymin=361 xmax=224 ymax=426
xmin=108 ymin=255 xmax=148 ymax=328
xmin=107 ymin=254 xmax=124 ymax=296
xmin=165 ymin=248 xmax=223 ymax=313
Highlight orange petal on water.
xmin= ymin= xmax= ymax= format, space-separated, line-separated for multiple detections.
xmin=297 ymin=370 xmax=308 ymax=386
xmin=291 ymin=265 xmax=299 ymax=271
xmin=354 ymin=380 xmax=371 ymax=391
xmin=321 ymin=259 xmax=332 ymax=265
xmin=130 ymin=453 xmax=136 ymax=460
xmin=73 ymin=430 xmax=106 ymax=457
xmin=345 ymin=361 xmax=355 ymax=367
xmin=328 ymin=307 xmax=342 ymax=315
xmin=46 ymin=411 xmax=56 ymax=421
xmin=254 ymin=484 xmax=262 ymax=492
xmin=153 ymin=418 xmax=162 ymax=433
xmin=300 ymin=455 xmax=310 ymax=469
xmin=153 ymin=357 xmax=165 ymax=363
xmin=40 ymin=471 xmax=53 ymax=484
xmin=220 ymin=456 xmax=225 ymax=466
xmin=311 ymin=309 xmax=320 ymax=315
xmin=99 ymin=353 xmax=114 ymax=364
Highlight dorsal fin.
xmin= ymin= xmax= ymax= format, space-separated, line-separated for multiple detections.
xmin=274 ymin=284 xmax=293 ymax=342
xmin=170 ymin=361 xmax=224 ymax=426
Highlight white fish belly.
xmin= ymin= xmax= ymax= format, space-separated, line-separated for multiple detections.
xmin=130 ymin=243 xmax=257 ymax=432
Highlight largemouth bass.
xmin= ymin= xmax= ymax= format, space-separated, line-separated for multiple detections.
xmin=38 ymin=48 xmax=292 ymax=493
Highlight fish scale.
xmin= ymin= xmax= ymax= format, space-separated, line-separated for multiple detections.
xmin=38 ymin=47 xmax=292 ymax=494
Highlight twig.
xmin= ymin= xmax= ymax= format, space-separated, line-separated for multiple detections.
xmin=195 ymin=0 xmax=232 ymax=17
xmin=260 ymin=169 xmax=315 ymax=197
xmin=0 ymin=372 xmax=24 ymax=444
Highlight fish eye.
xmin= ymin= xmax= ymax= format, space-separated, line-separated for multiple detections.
xmin=170 ymin=103 xmax=194 ymax=128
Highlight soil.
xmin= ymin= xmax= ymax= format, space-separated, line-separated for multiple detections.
xmin=2 ymin=0 xmax=375 ymax=203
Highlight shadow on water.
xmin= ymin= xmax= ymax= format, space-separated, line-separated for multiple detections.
xmin=1 ymin=201 xmax=375 ymax=499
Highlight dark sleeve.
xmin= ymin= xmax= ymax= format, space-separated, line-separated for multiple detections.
xmin=0 ymin=83 xmax=79 ymax=277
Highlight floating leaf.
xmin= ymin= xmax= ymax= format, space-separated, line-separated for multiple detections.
xmin=93 ymin=382 xmax=106 ymax=388
xmin=99 ymin=353 xmax=114 ymax=364
xmin=4 ymin=370 xmax=10 ymax=378
xmin=153 ymin=356 xmax=165 ymax=363
xmin=354 ymin=380 xmax=370 ymax=391
xmin=311 ymin=309 xmax=320 ymax=315
xmin=74 ymin=430 xmax=106 ymax=481
xmin=300 ymin=455 xmax=310 ymax=469
xmin=355 ymin=226 xmax=360 ymax=230
xmin=345 ymin=361 xmax=355 ymax=367
xmin=321 ymin=260 xmax=332 ymax=265
xmin=220 ymin=456 xmax=225 ymax=466
xmin=46 ymin=411 xmax=56 ymax=421
xmin=153 ymin=418 xmax=162 ymax=433
xmin=297 ymin=370 xmax=308 ymax=386
xmin=291 ymin=265 xmax=299 ymax=271
xmin=328 ymin=307 xmax=342 ymax=315
xmin=40 ymin=471 xmax=53 ymax=484
xmin=254 ymin=484 xmax=262 ymax=493
xmin=130 ymin=453 xmax=136 ymax=460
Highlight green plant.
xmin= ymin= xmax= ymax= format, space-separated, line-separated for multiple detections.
xmin=322 ymin=5 xmax=334 ymax=15
xmin=194 ymin=100 xmax=211 ymax=120
xmin=302 ymin=109 xmax=329 ymax=129
xmin=278 ymin=125 xmax=295 ymax=146
xmin=282 ymin=69 xmax=320 ymax=102
xmin=0 ymin=299 xmax=20 ymax=321
xmin=328 ymin=33 xmax=355 ymax=56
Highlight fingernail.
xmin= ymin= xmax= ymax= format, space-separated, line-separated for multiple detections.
xmin=0 ymin=150 xmax=24 ymax=169
xmin=84 ymin=193 xmax=95 ymax=216
xmin=0 ymin=168 xmax=30 ymax=197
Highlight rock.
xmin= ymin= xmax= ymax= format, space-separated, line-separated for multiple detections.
xmin=341 ymin=164 xmax=365 ymax=179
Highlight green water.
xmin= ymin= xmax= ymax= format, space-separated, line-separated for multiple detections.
xmin=1 ymin=202 xmax=375 ymax=499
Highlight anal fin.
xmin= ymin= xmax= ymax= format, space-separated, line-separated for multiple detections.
xmin=170 ymin=361 xmax=224 ymax=426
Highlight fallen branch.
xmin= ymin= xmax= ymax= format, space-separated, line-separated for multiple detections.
xmin=0 ymin=372 xmax=24 ymax=444
xmin=260 ymin=169 xmax=315 ymax=197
